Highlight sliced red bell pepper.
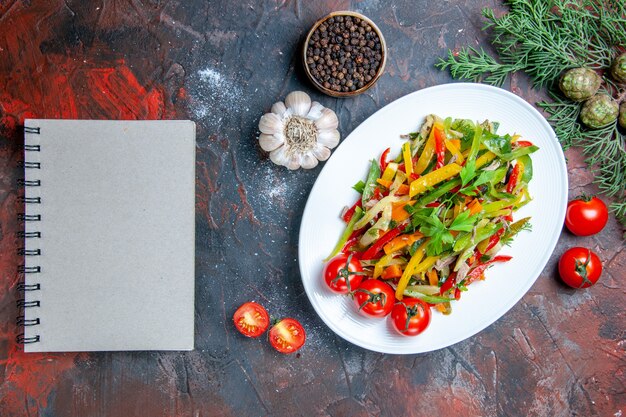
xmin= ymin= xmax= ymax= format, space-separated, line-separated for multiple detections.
xmin=380 ymin=147 xmax=391 ymax=172
xmin=409 ymin=173 xmax=420 ymax=182
xmin=454 ymin=288 xmax=461 ymax=300
xmin=425 ymin=202 xmax=441 ymax=208
xmin=372 ymin=187 xmax=383 ymax=200
xmin=342 ymin=229 xmax=365 ymax=253
xmin=439 ymin=272 xmax=457 ymax=295
xmin=360 ymin=223 xmax=408 ymax=260
xmin=434 ymin=127 xmax=446 ymax=169
xmin=465 ymin=255 xmax=513 ymax=285
xmin=515 ymin=140 xmax=534 ymax=147
xmin=342 ymin=199 xmax=363 ymax=223
xmin=479 ymin=227 xmax=504 ymax=256
xmin=506 ymin=164 xmax=520 ymax=193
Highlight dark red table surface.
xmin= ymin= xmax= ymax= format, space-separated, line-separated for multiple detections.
xmin=0 ymin=1 xmax=624 ymax=416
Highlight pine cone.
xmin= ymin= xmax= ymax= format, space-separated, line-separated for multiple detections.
xmin=610 ymin=53 xmax=626 ymax=84
xmin=580 ymin=94 xmax=619 ymax=129
xmin=559 ymin=68 xmax=602 ymax=102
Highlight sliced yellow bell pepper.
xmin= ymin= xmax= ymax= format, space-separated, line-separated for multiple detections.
xmin=409 ymin=163 xmax=462 ymax=197
xmin=402 ymin=142 xmax=413 ymax=177
xmin=376 ymin=179 xmax=409 ymax=195
xmin=475 ymin=151 xmax=497 ymax=168
xmin=354 ymin=195 xmax=404 ymax=230
xmin=414 ymin=256 xmax=438 ymax=275
xmin=383 ymin=231 xmax=424 ymax=255
xmin=373 ymin=253 xmax=396 ymax=279
xmin=381 ymin=162 xmax=398 ymax=182
xmin=512 ymin=159 xmax=526 ymax=194
xmin=414 ymin=123 xmax=438 ymax=175
xmin=395 ymin=240 xmax=428 ymax=300
xmin=445 ymin=139 xmax=464 ymax=164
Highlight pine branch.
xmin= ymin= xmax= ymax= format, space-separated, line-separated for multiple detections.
xmin=435 ymin=48 xmax=521 ymax=87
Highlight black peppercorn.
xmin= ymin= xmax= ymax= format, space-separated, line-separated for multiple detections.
xmin=306 ymin=14 xmax=383 ymax=93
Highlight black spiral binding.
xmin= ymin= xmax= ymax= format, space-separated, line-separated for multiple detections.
xmin=17 ymin=125 xmax=42 ymax=345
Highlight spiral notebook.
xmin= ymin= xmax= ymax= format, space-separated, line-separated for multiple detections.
xmin=19 ymin=119 xmax=196 ymax=352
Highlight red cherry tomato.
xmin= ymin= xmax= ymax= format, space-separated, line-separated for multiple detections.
xmin=233 ymin=302 xmax=270 ymax=338
xmin=353 ymin=279 xmax=395 ymax=318
xmin=268 ymin=318 xmax=306 ymax=354
xmin=558 ymin=247 xmax=602 ymax=288
xmin=323 ymin=253 xmax=364 ymax=294
xmin=565 ymin=196 xmax=608 ymax=236
xmin=390 ymin=298 xmax=431 ymax=336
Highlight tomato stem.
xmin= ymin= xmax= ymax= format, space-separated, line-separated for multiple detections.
xmin=355 ymin=288 xmax=387 ymax=310
xmin=574 ymin=193 xmax=594 ymax=203
xmin=574 ymin=249 xmax=593 ymax=288
xmin=401 ymin=302 xmax=423 ymax=332
xmin=331 ymin=253 xmax=366 ymax=291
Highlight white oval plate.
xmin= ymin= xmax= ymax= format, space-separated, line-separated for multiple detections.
xmin=299 ymin=83 xmax=568 ymax=354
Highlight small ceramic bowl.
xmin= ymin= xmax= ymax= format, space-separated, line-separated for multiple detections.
xmin=302 ymin=11 xmax=387 ymax=98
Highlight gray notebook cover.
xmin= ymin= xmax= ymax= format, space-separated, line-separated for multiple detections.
xmin=22 ymin=119 xmax=196 ymax=352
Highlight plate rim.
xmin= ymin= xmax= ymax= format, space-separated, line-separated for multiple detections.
xmin=298 ymin=82 xmax=568 ymax=354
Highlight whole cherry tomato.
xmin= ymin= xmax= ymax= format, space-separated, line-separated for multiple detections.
xmin=558 ymin=247 xmax=602 ymax=288
xmin=323 ymin=253 xmax=364 ymax=294
xmin=353 ymin=279 xmax=395 ymax=318
xmin=390 ymin=298 xmax=431 ymax=336
xmin=565 ymin=196 xmax=608 ymax=236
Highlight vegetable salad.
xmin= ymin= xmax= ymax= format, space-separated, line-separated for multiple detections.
xmin=324 ymin=114 xmax=537 ymax=322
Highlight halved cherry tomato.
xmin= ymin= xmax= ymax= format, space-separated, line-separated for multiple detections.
xmin=565 ymin=196 xmax=608 ymax=236
xmin=558 ymin=247 xmax=602 ymax=288
xmin=353 ymin=279 xmax=395 ymax=317
xmin=233 ymin=302 xmax=270 ymax=338
xmin=323 ymin=253 xmax=364 ymax=294
xmin=268 ymin=318 xmax=306 ymax=354
xmin=390 ymin=298 xmax=431 ymax=336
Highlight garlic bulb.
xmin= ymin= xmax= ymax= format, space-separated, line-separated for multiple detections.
xmin=258 ymin=91 xmax=340 ymax=170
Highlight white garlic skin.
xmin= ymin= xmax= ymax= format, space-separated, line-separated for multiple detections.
xmin=285 ymin=91 xmax=312 ymax=117
xmin=258 ymin=133 xmax=283 ymax=152
xmin=258 ymin=112 xmax=283 ymax=135
xmin=314 ymin=108 xmax=339 ymax=131
xmin=258 ymin=91 xmax=340 ymax=170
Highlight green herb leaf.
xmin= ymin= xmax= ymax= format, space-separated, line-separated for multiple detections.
xmin=482 ymin=133 xmax=512 ymax=157
xmin=353 ymin=180 xmax=365 ymax=194
xmin=459 ymin=169 xmax=498 ymax=195
xmin=460 ymin=160 xmax=476 ymax=186
xmin=419 ymin=212 xmax=454 ymax=256
xmin=449 ymin=210 xmax=480 ymax=232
